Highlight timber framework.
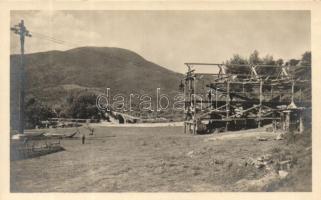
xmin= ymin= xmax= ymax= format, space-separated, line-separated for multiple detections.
xmin=183 ymin=63 xmax=311 ymax=134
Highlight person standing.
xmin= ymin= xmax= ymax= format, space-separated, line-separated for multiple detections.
xmin=82 ymin=133 xmax=86 ymax=144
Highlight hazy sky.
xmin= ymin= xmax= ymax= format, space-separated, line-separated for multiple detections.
xmin=11 ymin=10 xmax=310 ymax=73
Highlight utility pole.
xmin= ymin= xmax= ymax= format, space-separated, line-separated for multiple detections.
xmin=11 ymin=20 xmax=32 ymax=134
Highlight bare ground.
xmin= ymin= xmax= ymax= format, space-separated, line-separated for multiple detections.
xmin=10 ymin=126 xmax=311 ymax=192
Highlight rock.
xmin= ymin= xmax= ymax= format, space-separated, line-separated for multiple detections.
xmin=246 ymin=155 xmax=274 ymax=170
xmin=214 ymin=159 xmax=224 ymax=165
xmin=255 ymin=163 xmax=265 ymax=169
xmin=276 ymin=133 xmax=284 ymax=140
xmin=278 ymin=170 xmax=289 ymax=178
xmin=263 ymin=154 xmax=272 ymax=161
xmin=262 ymin=154 xmax=273 ymax=165
xmin=265 ymin=165 xmax=273 ymax=171
xmin=246 ymin=157 xmax=256 ymax=166
xmin=306 ymin=146 xmax=312 ymax=151
xmin=279 ymin=160 xmax=292 ymax=170
xmin=187 ymin=151 xmax=194 ymax=157
xmin=154 ymin=167 xmax=164 ymax=174
xmin=257 ymin=156 xmax=264 ymax=162
xmin=257 ymin=137 xmax=268 ymax=141
xmin=263 ymin=161 xmax=272 ymax=165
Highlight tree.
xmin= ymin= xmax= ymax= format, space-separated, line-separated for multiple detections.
xmin=288 ymin=59 xmax=300 ymax=66
xmin=276 ymin=59 xmax=284 ymax=66
xmin=25 ymin=96 xmax=55 ymax=128
xmin=259 ymin=55 xmax=277 ymax=75
xmin=225 ymin=54 xmax=249 ymax=74
xmin=262 ymin=55 xmax=275 ymax=65
xmin=68 ymin=91 xmax=102 ymax=119
xmin=301 ymin=51 xmax=311 ymax=66
xmin=249 ymin=50 xmax=261 ymax=65
xmin=294 ymin=51 xmax=311 ymax=79
xmin=53 ymin=104 xmax=63 ymax=118
xmin=226 ymin=51 xmax=278 ymax=75
xmin=227 ymin=54 xmax=248 ymax=65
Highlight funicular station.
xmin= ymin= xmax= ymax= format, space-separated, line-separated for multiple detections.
xmin=183 ymin=63 xmax=311 ymax=134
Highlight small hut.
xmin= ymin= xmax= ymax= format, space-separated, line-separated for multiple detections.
xmin=280 ymin=102 xmax=306 ymax=133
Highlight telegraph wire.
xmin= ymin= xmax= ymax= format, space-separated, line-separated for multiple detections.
xmin=30 ymin=31 xmax=81 ymax=48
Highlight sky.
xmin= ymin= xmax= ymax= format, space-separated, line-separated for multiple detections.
xmin=10 ymin=10 xmax=311 ymax=73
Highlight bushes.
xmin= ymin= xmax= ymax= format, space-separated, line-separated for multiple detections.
xmin=24 ymin=96 xmax=55 ymax=129
xmin=66 ymin=91 xmax=103 ymax=119
xmin=22 ymin=91 xmax=104 ymax=129
xmin=225 ymin=50 xmax=311 ymax=77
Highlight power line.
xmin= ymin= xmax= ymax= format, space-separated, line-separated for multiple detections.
xmin=30 ymin=31 xmax=81 ymax=48
xmin=32 ymin=34 xmax=73 ymax=47
xmin=32 ymin=32 xmax=78 ymax=45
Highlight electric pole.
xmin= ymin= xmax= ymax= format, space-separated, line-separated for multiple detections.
xmin=11 ymin=20 xmax=32 ymax=134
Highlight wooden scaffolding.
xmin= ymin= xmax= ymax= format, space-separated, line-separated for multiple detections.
xmin=183 ymin=63 xmax=311 ymax=134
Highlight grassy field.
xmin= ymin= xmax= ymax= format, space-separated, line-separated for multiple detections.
xmin=10 ymin=126 xmax=312 ymax=192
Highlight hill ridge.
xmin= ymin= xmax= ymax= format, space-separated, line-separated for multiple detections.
xmin=10 ymin=46 xmax=183 ymax=105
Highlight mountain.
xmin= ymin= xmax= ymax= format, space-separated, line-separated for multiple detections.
xmin=10 ymin=47 xmax=184 ymax=128
xmin=10 ymin=47 xmax=183 ymax=104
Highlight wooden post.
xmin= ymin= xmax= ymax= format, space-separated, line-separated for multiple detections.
xmin=272 ymin=111 xmax=276 ymax=133
xmin=215 ymin=89 xmax=218 ymax=109
xmin=291 ymin=80 xmax=295 ymax=104
xmin=242 ymin=83 xmax=245 ymax=94
xmin=285 ymin=111 xmax=290 ymax=131
xmin=192 ymin=76 xmax=196 ymax=135
xmin=258 ymin=80 xmax=263 ymax=128
xmin=11 ymin=20 xmax=31 ymax=134
xmin=299 ymin=110 xmax=304 ymax=134
xmin=226 ymin=80 xmax=230 ymax=131
xmin=193 ymin=122 xmax=196 ymax=134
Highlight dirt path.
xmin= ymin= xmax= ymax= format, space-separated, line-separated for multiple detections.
xmin=205 ymin=127 xmax=278 ymax=141
xmin=95 ymin=122 xmax=184 ymax=127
